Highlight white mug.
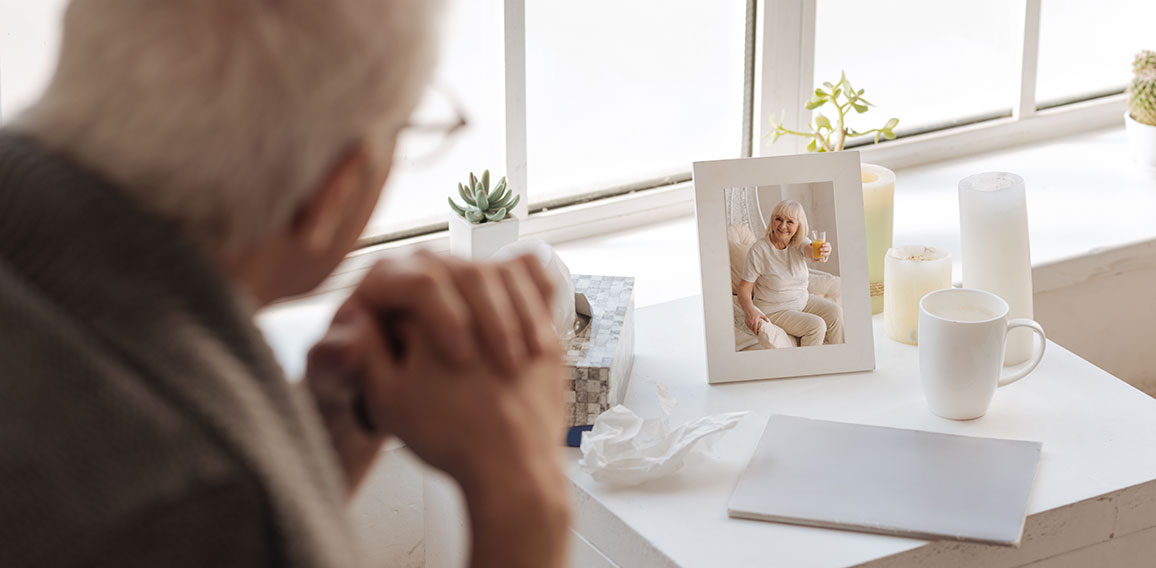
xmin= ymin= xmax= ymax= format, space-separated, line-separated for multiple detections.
xmin=918 ymin=288 xmax=1046 ymax=420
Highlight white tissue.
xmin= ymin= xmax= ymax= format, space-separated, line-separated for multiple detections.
xmin=579 ymin=382 xmax=746 ymax=486
xmin=491 ymin=239 xmax=576 ymax=340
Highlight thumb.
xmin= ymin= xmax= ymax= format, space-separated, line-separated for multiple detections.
xmin=351 ymin=308 xmax=405 ymax=434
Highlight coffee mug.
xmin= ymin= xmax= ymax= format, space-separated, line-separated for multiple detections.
xmin=918 ymin=288 xmax=1046 ymax=420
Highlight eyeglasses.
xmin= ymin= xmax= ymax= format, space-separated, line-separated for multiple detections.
xmin=395 ymin=82 xmax=469 ymax=168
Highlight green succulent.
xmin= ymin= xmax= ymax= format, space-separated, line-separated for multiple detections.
xmin=1129 ymin=50 xmax=1156 ymax=127
xmin=448 ymin=170 xmax=519 ymax=224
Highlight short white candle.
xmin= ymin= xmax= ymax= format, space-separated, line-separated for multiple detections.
xmin=884 ymin=246 xmax=952 ymax=345
xmin=862 ymin=164 xmax=895 ymax=315
xmin=958 ymin=172 xmax=1034 ymax=365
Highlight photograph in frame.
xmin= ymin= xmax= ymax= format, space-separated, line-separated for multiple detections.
xmin=693 ymin=152 xmax=875 ymax=383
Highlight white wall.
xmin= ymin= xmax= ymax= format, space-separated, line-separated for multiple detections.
xmin=349 ymin=447 xmax=427 ymax=567
xmin=0 ymin=0 xmax=68 ymax=123
xmin=1033 ymin=240 xmax=1156 ymax=398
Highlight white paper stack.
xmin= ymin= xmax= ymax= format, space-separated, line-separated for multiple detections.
xmin=729 ymin=415 xmax=1042 ymax=546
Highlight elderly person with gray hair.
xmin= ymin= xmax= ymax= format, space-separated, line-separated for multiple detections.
xmin=738 ymin=199 xmax=844 ymax=348
xmin=0 ymin=1 xmax=570 ymax=567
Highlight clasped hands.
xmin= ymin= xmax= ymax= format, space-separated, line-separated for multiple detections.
xmin=304 ymin=249 xmax=567 ymax=493
xmin=304 ymin=250 xmax=571 ymax=566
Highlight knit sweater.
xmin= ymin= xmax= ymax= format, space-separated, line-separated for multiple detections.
xmin=0 ymin=132 xmax=365 ymax=567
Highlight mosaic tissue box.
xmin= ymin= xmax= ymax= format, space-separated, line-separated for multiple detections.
xmin=564 ymin=275 xmax=636 ymax=447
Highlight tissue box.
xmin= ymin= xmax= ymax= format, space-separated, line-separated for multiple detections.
xmin=564 ymin=275 xmax=635 ymax=446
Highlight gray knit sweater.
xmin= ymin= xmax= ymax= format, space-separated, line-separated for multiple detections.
xmin=0 ymin=132 xmax=365 ymax=567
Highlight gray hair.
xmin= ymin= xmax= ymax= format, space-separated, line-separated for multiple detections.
xmin=19 ymin=0 xmax=440 ymax=253
xmin=765 ymin=199 xmax=809 ymax=249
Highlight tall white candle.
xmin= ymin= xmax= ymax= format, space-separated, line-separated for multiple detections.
xmin=862 ymin=164 xmax=895 ymax=315
xmin=958 ymin=172 xmax=1034 ymax=365
xmin=884 ymin=246 xmax=952 ymax=345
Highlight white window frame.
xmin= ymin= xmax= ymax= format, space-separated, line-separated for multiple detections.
xmin=318 ymin=0 xmax=1128 ymax=298
xmin=0 ymin=0 xmax=1125 ymax=302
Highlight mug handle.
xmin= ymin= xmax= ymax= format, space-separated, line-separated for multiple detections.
xmin=998 ymin=319 xmax=1047 ymax=387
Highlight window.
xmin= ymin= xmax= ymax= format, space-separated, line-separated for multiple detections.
xmin=814 ymin=0 xmax=1020 ymax=136
xmin=364 ymin=0 xmax=505 ymax=238
xmin=0 ymin=0 xmax=67 ymax=122
xmin=525 ymin=0 xmax=747 ymax=206
xmin=1036 ymin=0 xmax=1156 ymax=109
xmin=2 ymin=1 xmax=1133 ymax=250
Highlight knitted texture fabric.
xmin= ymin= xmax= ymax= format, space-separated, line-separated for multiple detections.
xmin=0 ymin=131 xmax=364 ymax=567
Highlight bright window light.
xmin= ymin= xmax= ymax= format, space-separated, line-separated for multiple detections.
xmin=814 ymin=0 xmax=1020 ymax=136
xmin=525 ymin=0 xmax=747 ymax=205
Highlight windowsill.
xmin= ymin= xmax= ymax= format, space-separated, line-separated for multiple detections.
xmin=257 ymin=124 xmax=1156 ymax=382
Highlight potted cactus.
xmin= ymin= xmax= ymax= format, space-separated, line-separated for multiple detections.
xmin=447 ymin=170 xmax=521 ymax=260
xmin=1125 ymin=50 xmax=1156 ymax=169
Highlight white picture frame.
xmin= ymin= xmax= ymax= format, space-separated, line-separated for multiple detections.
xmin=693 ymin=152 xmax=875 ymax=384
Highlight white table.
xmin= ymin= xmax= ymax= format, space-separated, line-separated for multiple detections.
xmin=564 ymin=296 xmax=1156 ymax=568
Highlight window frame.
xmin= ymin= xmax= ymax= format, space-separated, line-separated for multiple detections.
xmin=347 ymin=0 xmax=1123 ymax=258
xmin=0 ymin=0 xmax=1127 ymax=304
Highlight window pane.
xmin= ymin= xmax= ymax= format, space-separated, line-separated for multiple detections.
xmin=0 ymin=0 xmax=68 ymax=123
xmin=814 ymin=0 xmax=1020 ymax=138
xmin=1037 ymin=0 xmax=1156 ymax=108
xmin=365 ymin=0 xmax=505 ymax=236
xmin=526 ymin=0 xmax=747 ymax=205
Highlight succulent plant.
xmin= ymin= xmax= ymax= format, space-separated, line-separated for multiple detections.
xmin=1129 ymin=50 xmax=1156 ymax=127
xmin=448 ymin=170 xmax=519 ymax=224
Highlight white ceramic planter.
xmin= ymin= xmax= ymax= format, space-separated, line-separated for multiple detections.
xmin=448 ymin=213 xmax=519 ymax=261
xmin=1124 ymin=111 xmax=1156 ymax=170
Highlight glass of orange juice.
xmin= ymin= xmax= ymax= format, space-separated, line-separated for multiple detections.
xmin=811 ymin=231 xmax=827 ymax=260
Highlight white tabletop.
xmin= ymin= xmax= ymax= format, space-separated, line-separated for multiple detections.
xmin=563 ymin=295 xmax=1156 ymax=568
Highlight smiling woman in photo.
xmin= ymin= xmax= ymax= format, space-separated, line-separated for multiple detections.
xmin=737 ymin=199 xmax=844 ymax=347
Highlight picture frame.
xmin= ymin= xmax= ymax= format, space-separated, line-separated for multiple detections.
xmin=692 ymin=151 xmax=875 ymax=384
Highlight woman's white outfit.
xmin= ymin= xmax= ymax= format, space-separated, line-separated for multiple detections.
xmin=742 ymin=238 xmax=844 ymax=347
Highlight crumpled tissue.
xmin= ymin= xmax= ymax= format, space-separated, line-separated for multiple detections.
xmin=579 ymin=382 xmax=746 ymax=485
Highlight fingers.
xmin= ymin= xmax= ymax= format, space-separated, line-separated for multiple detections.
xmin=353 ymin=252 xmax=477 ymax=366
xmin=308 ymin=300 xmax=374 ymax=398
xmin=445 ymin=259 xmax=526 ymax=374
xmin=515 ymin=253 xmax=557 ymax=311
xmin=748 ymin=311 xmax=769 ymax=333
xmin=352 ymin=249 xmax=560 ymax=378
xmin=498 ymin=259 xmax=560 ymax=363
xmin=306 ymin=300 xmax=401 ymax=437
xmin=357 ymin=312 xmax=409 ymax=433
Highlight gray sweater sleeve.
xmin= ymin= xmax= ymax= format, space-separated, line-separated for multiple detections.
xmin=81 ymin=479 xmax=274 ymax=568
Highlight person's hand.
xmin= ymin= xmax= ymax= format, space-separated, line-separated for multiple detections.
xmin=349 ymin=250 xmax=557 ymax=376
xmin=745 ymin=307 xmax=769 ymax=334
xmin=305 ymin=300 xmax=397 ymax=490
xmin=352 ymin=254 xmax=566 ymax=481
xmin=819 ymin=241 xmax=832 ymax=263
xmin=305 ymin=250 xmax=571 ymax=566
xmin=306 ymin=250 xmax=562 ymax=476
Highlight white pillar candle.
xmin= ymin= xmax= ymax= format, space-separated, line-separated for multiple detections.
xmin=862 ymin=164 xmax=895 ymax=315
xmin=884 ymin=246 xmax=952 ymax=345
xmin=958 ymin=172 xmax=1034 ymax=365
